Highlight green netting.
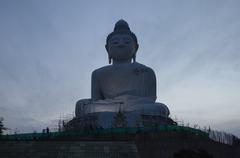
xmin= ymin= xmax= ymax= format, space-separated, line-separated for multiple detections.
xmin=0 ymin=125 xmax=208 ymax=140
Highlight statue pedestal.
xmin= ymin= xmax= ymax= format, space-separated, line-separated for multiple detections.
xmin=94 ymin=110 xmax=175 ymax=128
xmin=72 ymin=101 xmax=174 ymax=129
xmin=75 ymin=95 xmax=171 ymax=129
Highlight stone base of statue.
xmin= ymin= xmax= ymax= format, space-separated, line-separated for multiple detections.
xmin=69 ymin=95 xmax=175 ymax=130
xmin=93 ymin=110 xmax=175 ymax=128
xmin=63 ymin=114 xmax=99 ymax=131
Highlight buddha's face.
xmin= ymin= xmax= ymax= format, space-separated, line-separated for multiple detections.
xmin=107 ymin=34 xmax=137 ymax=61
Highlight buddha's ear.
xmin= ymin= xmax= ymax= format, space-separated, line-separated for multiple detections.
xmin=135 ymin=43 xmax=139 ymax=52
xmin=133 ymin=54 xmax=136 ymax=62
xmin=105 ymin=44 xmax=111 ymax=64
xmin=105 ymin=44 xmax=108 ymax=52
xmin=132 ymin=44 xmax=139 ymax=62
xmin=108 ymin=55 xmax=112 ymax=64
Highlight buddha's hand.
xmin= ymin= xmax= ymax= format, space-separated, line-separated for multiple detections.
xmin=75 ymin=99 xmax=92 ymax=117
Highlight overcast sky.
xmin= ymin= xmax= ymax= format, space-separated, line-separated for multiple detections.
xmin=0 ymin=0 xmax=240 ymax=136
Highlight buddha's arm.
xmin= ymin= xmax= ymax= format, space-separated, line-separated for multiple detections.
xmin=145 ymin=68 xmax=157 ymax=102
xmin=91 ymin=70 xmax=104 ymax=100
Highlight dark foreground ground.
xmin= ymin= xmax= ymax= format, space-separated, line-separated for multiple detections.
xmin=0 ymin=131 xmax=240 ymax=158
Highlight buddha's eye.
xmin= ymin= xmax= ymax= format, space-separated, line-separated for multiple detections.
xmin=124 ymin=41 xmax=130 ymax=44
xmin=123 ymin=37 xmax=131 ymax=44
xmin=123 ymin=39 xmax=130 ymax=44
xmin=113 ymin=41 xmax=119 ymax=45
xmin=111 ymin=39 xmax=119 ymax=45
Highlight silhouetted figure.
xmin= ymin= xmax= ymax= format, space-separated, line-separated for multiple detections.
xmin=46 ymin=127 xmax=50 ymax=134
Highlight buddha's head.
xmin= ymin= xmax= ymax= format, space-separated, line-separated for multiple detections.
xmin=106 ymin=20 xmax=139 ymax=64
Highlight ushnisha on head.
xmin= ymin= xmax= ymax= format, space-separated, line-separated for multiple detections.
xmin=106 ymin=20 xmax=139 ymax=64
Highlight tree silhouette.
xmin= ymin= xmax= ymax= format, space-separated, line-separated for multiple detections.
xmin=0 ymin=117 xmax=4 ymax=135
xmin=112 ymin=108 xmax=127 ymax=128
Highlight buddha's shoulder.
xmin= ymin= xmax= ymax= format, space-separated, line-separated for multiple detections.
xmin=91 ymin=65 xmax=113 ymax=78
xmin=92 ymin=62 xmax=155 ymax=77
xmin=92 ymin=65 xmax=112 ymax=74
xmin=132 ymin=62 xmax=154 ymax=71
xmin=129 ymin=62 xmax=155 ymax=76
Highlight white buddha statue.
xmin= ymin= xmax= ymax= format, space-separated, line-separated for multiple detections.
xmin=75 ymin=20 xmax=170 ymax=126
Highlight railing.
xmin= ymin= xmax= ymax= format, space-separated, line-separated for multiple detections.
xmin=0 ymin=124 xmax=208 ymax=141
